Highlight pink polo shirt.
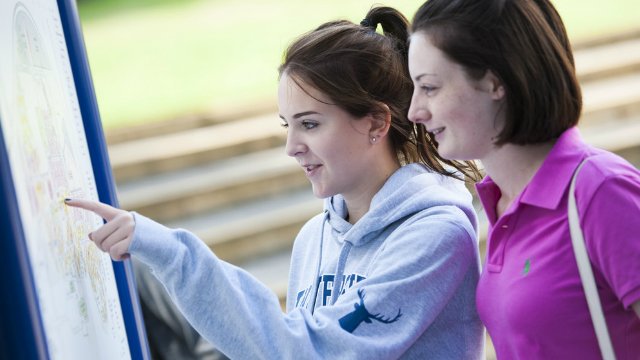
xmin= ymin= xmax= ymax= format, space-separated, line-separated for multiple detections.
xmin=475 ymin=127 xmax=640 ymax=359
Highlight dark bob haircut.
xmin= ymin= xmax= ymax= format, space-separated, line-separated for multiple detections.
xmin=412 ymin=0 xmax=582 ymax=145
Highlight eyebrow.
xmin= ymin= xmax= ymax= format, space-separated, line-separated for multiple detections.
xmin=278 ymin=111 xmax=321 ymax=120
xmin=414 ymin=73 xmax=436 ymax=82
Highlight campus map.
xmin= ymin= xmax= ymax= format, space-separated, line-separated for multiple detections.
xmin=0 ymin=0 xmax=131 ymax=358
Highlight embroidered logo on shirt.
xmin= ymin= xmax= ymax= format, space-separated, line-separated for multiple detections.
xmin=522 ymin=258 xmax=531 ymax=276
xmin=339 ymin=288 xmax=402 ymax=333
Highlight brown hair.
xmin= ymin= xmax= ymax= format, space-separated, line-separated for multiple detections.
xmin=412 ymin=0 xmax=582 ymax=145
xmin=279 ymin=6 xmax=480 ymax=181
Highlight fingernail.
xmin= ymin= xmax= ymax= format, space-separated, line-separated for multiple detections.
xmin=64 ymin=198 xmax=71 ymax=202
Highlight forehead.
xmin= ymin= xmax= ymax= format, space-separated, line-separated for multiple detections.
xmin=408 ymin=32 xmax=457 ymax=77
xmin=278 ymin=73 xmax=331 ymax=110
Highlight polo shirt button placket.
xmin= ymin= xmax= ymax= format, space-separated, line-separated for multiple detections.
xmin=486 ymin=218 xmax=512 ymax=273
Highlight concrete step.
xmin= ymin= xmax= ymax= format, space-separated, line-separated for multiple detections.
xmin=580 ymin=114 xmax=640 ymax=167
xmin=118 ymin=146 xmax=306 ymax=223
xmin=572 ymin=27 xmax=640 ymax=51
xmin=105 ymin=99 xmax=276 ymax=145
xmin=575 ymin=36 xmax=640 ymax=83
xmin=581 ymin=71 xmax=640 ymax=125
xmin=109 ymin=112 xmax=285 ymax=183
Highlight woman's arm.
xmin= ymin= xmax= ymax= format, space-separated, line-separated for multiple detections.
xmin=128 ymin=211 xmax=482 ymax=359
xmin=65 ymin=199 xmax=483 ymax=359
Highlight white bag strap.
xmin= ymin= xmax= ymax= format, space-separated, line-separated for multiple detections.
xmin=568 ymin=159 xmax=616 ymax=360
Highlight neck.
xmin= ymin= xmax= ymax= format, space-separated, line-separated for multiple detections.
xmin=344 ymin=159 xmax=400 ymax=224
xmin=481 ymin=141 xmax=556 ymax=217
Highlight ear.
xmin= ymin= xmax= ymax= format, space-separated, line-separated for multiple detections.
xmin=484 ymin=70 xmax=505 ymax=101
xmin=368 ymin=103 xmax=392 ymax=140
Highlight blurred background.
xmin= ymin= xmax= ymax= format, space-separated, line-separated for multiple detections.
xmin=76 ymin=0 xmax=640 ymax=358
xmin=78 ymin=0 xmax=639 ymax=129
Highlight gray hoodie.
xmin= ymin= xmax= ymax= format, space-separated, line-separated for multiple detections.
xmin=130 ymin=163 xmax=484 ymax=359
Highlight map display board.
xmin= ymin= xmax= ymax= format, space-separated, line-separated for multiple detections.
xmin=0 ymin=0 xmax=148 ymax=358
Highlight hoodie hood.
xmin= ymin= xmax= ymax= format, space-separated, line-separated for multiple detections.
xmin=324 ymin=163 xmax=476 ymax=247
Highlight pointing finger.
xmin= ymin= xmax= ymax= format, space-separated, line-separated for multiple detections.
xmin=92 ymin=212 xmax=135 ymax=252
xmin=64 ymin=198 xmax=121 ymax=222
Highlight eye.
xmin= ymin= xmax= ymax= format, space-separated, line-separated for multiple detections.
xmin=280 ymin=120 xmax=289 ymax=129
xmin=420 ymin=85 xmax=438 ymax=95
xmin=301 ymin=120 xmax=318 ymax=130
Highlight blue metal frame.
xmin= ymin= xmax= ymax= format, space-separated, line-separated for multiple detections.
xmin=0 ymin=0 xmax=150 ymax=358
xmin=56 ymin=0 xmax=150 ymax=358
xmin=0 ymin=121 xmax=48 ymax=359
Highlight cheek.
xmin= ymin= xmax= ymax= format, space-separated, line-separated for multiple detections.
xmin=334 ymin=143 xmax=361 ymax=167
xmin=328 ymin=139 xmax=368 ymax=176
xmin=447 ymin=91 xmax=491 ymax=131
xmin=443 ymin=102 xmax=476 ymax=133
xmin=333 ymin=129 xmax=366 ymax=152
xmin=448 ymin=108 xmax=498 ymax=155
xmin=317 ymin=137 xmax=351 ymax=166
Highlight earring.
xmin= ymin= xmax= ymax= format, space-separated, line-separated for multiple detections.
xmin=371 ymin=136 xmax=377 ymax=144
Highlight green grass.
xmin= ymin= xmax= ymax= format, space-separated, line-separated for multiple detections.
xmin=77 ymin=0 xmax=640 ymax=129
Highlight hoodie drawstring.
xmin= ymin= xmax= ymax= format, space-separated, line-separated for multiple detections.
xmin=330 ymin=241 xmax=353 ymax=305
xmin=308 ymin=210 xmax=329 ymax=313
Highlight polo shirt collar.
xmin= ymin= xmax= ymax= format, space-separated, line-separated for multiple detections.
xmin=519 ymin=126 xmax=588 ymax=209
xmin=475 ymin=176 xmax=500 ymax=225
xmin=475 ymin=127 xmax=589 ymax=218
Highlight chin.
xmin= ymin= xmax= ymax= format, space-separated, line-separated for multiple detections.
xmin=437 ymin=145 xmax=474 ymax=162
xmin=435 ymin=146 xmax=457 ymax=161
xmin=311 ymin=186 xmax=332 ymax=199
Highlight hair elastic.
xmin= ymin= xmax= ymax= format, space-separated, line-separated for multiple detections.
xmin=360 ymin=18 xmax=375 ymax=30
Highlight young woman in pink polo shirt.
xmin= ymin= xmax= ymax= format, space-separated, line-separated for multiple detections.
xmin=407 ymin=0 xmax=640 ymax=359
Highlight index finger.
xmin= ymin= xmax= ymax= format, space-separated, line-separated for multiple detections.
xmin=64 ymin=198 xmax=121 ymax=221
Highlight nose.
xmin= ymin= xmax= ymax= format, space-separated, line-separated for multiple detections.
xmin=285 ymin=128 xmax=306 ymax=158
xmin=408 ymin=90 xmax=431 ymax=124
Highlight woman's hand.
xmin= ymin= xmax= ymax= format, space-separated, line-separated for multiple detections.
xmin=64 ymin=199 xmax=134 ymax=261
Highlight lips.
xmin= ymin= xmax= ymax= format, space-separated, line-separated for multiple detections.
xmin=301 ymin=164 xmax=322 ymax=176
xmin=426 ymin=127 xmax=445 ymax=142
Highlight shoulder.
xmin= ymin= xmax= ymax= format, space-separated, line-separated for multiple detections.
xmin=575 ymin=153 xmax=640 ymax=251
xmin=410 ymin=204 xmax=476 ymax=240
xmin=576 ymin=152 xmax=640 ymax=211
xmin=580 ymin=151 xmax=638 ymax=180
xmin=366 ymin=208 xmax=480 ymax=283
xmin=299 ymin=211 xmax=327 ymax=232
xmin=388 ymin=206 xmax=478 ymax=258
xmin=404 ymin=204 xmax=473 ymax=227
xmin=291 ymin=211 xmax=327 ymax=249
